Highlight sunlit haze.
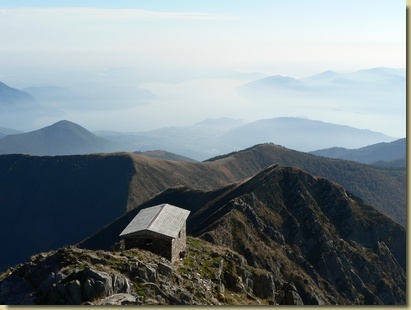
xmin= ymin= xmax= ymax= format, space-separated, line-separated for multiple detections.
xmin=0 ymin=0 xmax=406 ymax=137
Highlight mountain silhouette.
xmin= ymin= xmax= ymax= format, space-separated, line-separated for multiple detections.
xmin=0 ymin=81 xmax=38 ymax=108
xmin=0 ymin=120 xmax=120 ymax=156
xmin=311 ymin=138 xmax=406 ymax=166
xmin=218 ymin=117 xmax=395 ymax=152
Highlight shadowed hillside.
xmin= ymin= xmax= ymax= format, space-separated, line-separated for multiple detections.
xmin=0 ymin=143 xmax=405 ymax=272
xmin=80 ymin=164 xmax=405 ymax=305
xmin=0 ymin=153 xmax=136 ymax=272
xmin=205 ymin=144 xmax=405 ymax=226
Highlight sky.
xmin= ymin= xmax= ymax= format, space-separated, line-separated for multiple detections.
xmin=0 ymin=0 xmax=406 ymax=136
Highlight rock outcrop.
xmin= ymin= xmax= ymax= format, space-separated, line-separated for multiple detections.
xmin=0 ymin=240 xmax=278 ymax=305
xmin=1 ymin=163 xmax=405 ymax=305
xmin=80 ymin=164 xmax=406 ymax=305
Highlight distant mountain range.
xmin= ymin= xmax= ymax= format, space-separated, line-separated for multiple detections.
xmin=0 ymin=143 xmax=405 ymax=273
xmin=0 ymin=118 xmax=398 ymax=160
xmin=311 ymin=138 xmax=406 ymax=167
xmin=0 ymin=82 xmax=38 ymax=108
xmin=0 ymin=127 xmax=22 ymax=139
xmin=215 ymin=117 xmax=395 ymax=154
xmin=239 ymin=67 xmax=405 ymax=96
xmin=0 ymin=81 xmax=64 ymax=129
xmin=0 ymin=120 xmax=121 ymax=156
xmin=238 ymin=68 xmax=405 ymax=137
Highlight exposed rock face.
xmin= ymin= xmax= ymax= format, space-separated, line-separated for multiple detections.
xmin=1 ymin=164 xmax=405 ymax=305
xmin=189 ymin=165 xmax=405 ymax=304
xmin=85 ymin=164 xmax=405 ymax=305
xmin=0 ymin=142 xmax=405 ymax=273
xmin=0 ymin=241 xmax=278 ymax=305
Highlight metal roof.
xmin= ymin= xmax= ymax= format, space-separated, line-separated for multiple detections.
xmin=119 ymin=203 xmax=190 ymax=239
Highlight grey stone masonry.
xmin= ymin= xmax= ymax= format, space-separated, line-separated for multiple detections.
xmin=120 ymin=204 xmax=190 ymax=263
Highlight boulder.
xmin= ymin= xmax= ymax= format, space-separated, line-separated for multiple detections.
xmin=285 ymin=290 xmax=304 ymax=305
xmin=112 ymin=274 xmax=132 ymax=294
xmin=81 ymin=267 xmax=113 ymax=301
xmin=157 ymin=262 xmax=173 ymax=278
xmin=281 ymin=282 xmax=304 ymax=305
xmin=96 ymin=293 xmax=140 ymax=305
xmin=252 ymin=273 xmax=275 ymax=299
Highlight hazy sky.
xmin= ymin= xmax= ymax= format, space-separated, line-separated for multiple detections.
xmin=0 ymin=0 xmax=406 ymax=136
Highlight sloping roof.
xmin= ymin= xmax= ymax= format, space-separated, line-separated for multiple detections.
xmin=119 ymin=203 xmax=190 ymax=239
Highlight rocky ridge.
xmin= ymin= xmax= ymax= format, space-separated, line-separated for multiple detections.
xmin=0 ymin=238 xmax=307 ymax=305
xmin=80 ymin=164 xmax=406 ymax=305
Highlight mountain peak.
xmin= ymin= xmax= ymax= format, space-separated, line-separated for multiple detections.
xmin=45 ymin=119 xmax=87 ymax=130
xmin=79 ymin=160 xmax=405 ymax=305
xmin=0 ymin=81 xmax=38 ymax=106
xmin=0 ymin=120 xmax=116 ymax=156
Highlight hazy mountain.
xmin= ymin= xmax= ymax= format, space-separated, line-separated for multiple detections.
xmin=1 ymin=118 xmax=396 ymax=160
xmin=311 ymin=138 xmax=406 ymax=166
xmin=0 ymin=81 xmax=38 ymax=108
xmin=218 ymin=117 xmax=396 ymax=152
xmin=22 ymin=86 xmax=76 ymax=108
xmin=80 ymin=164 xmax=405 ymax=305
xmin=0 ymin=120 xmax=122 ymax=156
xmin=0 ymin=143 xmax=405 ymax=272
xmin=300 ymin=70 xmax=341 ymax=84
xmin=0 ymin=127 xmax=23 ymax=139
xmin=0 ymin=81 xmax=65 ymax=129
xmin=241 ymin=75 xmax=306 ymax=92
xmin=238 ymin=68 xmax=405 ymax=137
xmin=97 ymin=117 xmax=246 ymax=160
xmin=97 ymin=117 xmax=396 ymax=160
xmin=240 ymin=67 xmax=405 ymax=94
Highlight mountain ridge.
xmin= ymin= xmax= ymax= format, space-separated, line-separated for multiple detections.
xmin=79 ymin=164 xmax=405 ymax=305
xmin=0 ymin=118 xmax=397 ymax=160
xmin=310 ymin=138 xmax=405 ymax=166
xmin=0 ymin=143 xmax=405 ymax=273
xmin=0 ymin=120 xmax=120 ymax=156
xmin=0 ymin=82 xmax=38 ymax=107
xmin=217 ymin=117 xmax=396 ymax=153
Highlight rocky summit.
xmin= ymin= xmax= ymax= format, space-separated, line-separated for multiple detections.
xmin=0 ymin=239 xmax=290 ymax=305
xmin=0 ymin=164 xmax=405 ymax=305
xmin=187 ymin=165 xmax=406 ymax=305
xmin=80 ymin=164 xmax=406 ymax=305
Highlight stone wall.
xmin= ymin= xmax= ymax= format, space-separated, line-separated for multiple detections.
xmin=124 ymin=234 xmax=173 ymax=261
xmin=123 ymin=226 xmax=187 ymax=263
xmin=171 ymin=223 xmax=187 ymax=262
